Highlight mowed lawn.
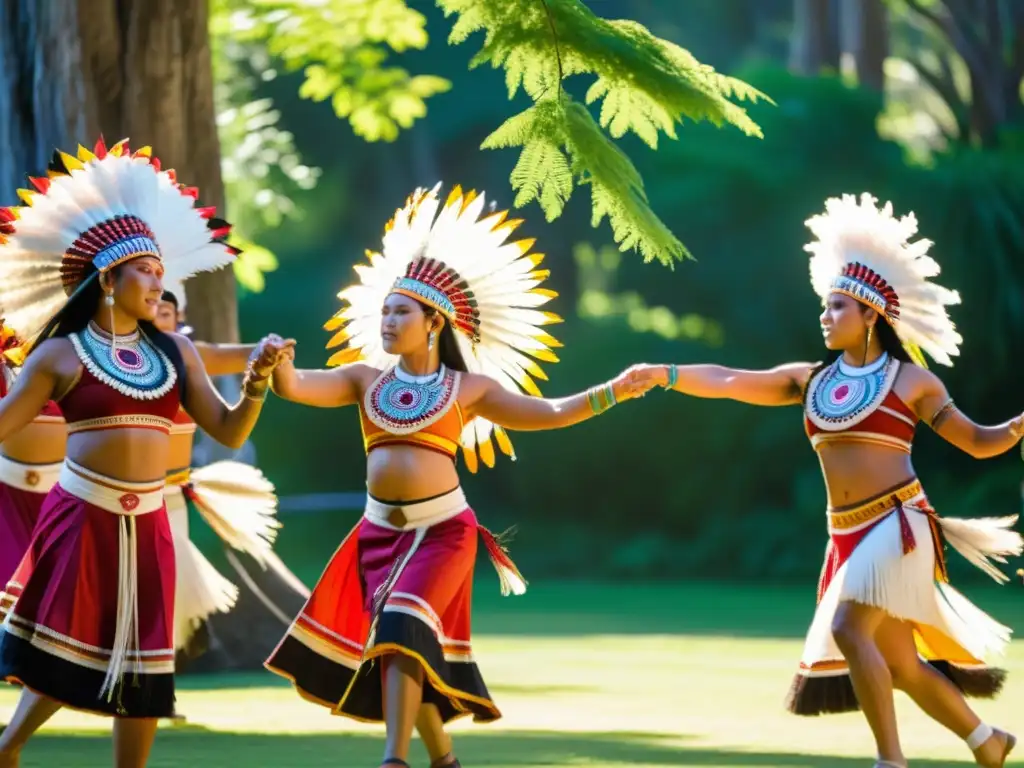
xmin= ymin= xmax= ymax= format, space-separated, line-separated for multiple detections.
xmin=1 ymin=581 xmax=1022 ymax=767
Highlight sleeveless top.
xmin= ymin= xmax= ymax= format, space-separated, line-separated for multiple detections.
xmin=359 ymin=365 xmax=465 ymax=460
xmin=61 ymin=325 xmax=181 ymax=435
xmin=804 ymin=355 xmax=917 ymax=454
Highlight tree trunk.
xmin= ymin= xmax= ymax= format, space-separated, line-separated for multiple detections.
xmin=79 ymin=0 xmax=238 ymax=342
xmin=0 ymin=0 xmax=88 ymax=204
xmin=840 ymin=0 xmax=888 ymax=91
xmin=789 ymin=0 xmax=841 ymax=74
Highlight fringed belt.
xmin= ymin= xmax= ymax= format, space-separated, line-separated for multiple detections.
xmin=0 ymin=454 xmax=63 ymax=493
xmin=828 ymin=478 xmax=945 ymax=580
xmin=58 ymin=460 xmax=165 ymax=703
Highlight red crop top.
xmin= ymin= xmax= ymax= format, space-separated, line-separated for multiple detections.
xmin=60 ymin=366 xmax=180 ymax=435
xmin=804 ymin=357 xmax=918 ymax=453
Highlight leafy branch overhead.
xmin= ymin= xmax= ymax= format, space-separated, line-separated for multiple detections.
xmin=212 ymin=0 xmax=771 ymax=269
xmin=224 ymin=0 xmax=451 ymax=142
xmin=439 ymin=0 xmax=771 ymax=266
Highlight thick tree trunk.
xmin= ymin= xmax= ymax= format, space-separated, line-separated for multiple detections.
xmin=79 ymin=0 xmax=238 ymax=342
xmin=0 ymin=0 xmax=87 ymax=204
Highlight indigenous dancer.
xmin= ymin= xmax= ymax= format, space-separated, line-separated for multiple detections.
xmin=0 ymin=325 xmax=65 ymax=604
xmin=0 ymin=139 xmax=291 ymax=768
xmin=641 ymin=194 xmax=1021 ymax=768
xmin=152 ymin=286 xmax=309 ymax=669
xmin=265 ymin=185 xmax=653 ymax=768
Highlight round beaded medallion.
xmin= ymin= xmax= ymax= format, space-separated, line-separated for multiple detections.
xmin=70 ymin=323 xmax=176 ymax=400
xmin=364 ymin=364 xmax=460 ymax=435
xmin=805 ymin=354 xmax=899 ymax=431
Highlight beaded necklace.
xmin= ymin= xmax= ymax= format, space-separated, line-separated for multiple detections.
xmin=805 ymin=353 xmax=900 ymax=431
xmin=363 ymin=364 xmax=460 ymax=435
xmin=69 ymin=322 xmax=177 ymax=401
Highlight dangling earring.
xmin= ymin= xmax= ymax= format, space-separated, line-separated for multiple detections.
xmin=867 ymin=325 xmax=874 ymax=349
xmin=105 ymin=290 xmax=119 ymax=364
xmin=428 ymin=331 xmax=437 ymax=351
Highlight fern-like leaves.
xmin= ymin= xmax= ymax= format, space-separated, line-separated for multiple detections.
xmin=227 ymin=0 xmax=451 ymax=142
xmin=439 ymin=0 xmax=771 ymax=265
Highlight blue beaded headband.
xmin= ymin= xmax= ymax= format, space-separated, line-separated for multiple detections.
xmin=391 ymin=276 xmax=456 ymax=321
xmin=92 ymin=235 xmax=161 ymax=272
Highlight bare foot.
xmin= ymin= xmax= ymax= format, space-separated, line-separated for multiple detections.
xmin=974 ymin=729 xmax=1017 ymax=768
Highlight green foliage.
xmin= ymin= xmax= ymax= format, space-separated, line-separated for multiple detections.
xmin=211 ymin=0 xmax=321 ymax=293
xmin=224 ymin=0 xmax=451 ymax=142
xmin=439 ymin=0 xmax=771 ymax=265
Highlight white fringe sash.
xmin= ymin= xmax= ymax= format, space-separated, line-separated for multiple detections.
xmin=58 ymin=460 xmax=164 ymax=702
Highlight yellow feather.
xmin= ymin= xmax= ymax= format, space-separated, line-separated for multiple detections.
xmin=526 ymin=348 xmax=560 ymax=363
xmin=477 ymin=435 xmax=496 ymax=468
xmin=459 ymin=189 xmax=479 ymax=215
xmin=323 ymin=314 xmax=347 ymax=331
xmin=540 ymin=311 xmax=563 ymax=325
xmin=110 ymin=139 xmax=130 ymax=157
xmin=518 ymin=375 xmax=543 ymax=397
xmin=326 ymin=328 xmax=351 ymax=349
xmin=515 ymin=238 xmax=536 ymax=255
xmin=59 ymin=151 xmax=85 ymax=171
xmin=521 ymin=359 xmax=549 ymax=381
xmin=461 ymin=445 xmax=479 ymax=474
xmin=445 ymin=185 xmax=464 ymax=209
xmin=531 ymin=288 xmax=558 ymax=299
xmin=497 ymin=218 xmax=524 ymax=236
xmin=529 ymin=252 xmax=546 ymax=267
xmin=326 ymin=347 xmax=362 ymax=367
xmin=77 ymin=145 xmax=97 ymax=162
xmin=135 ymin=146 xmax=153 ymax=157
xmin=536 ymin=332 xmax=562 ymax=348
xmin=494 ymin=426 xmax=514 ymax=457
xmin=16 ymin=189 xmax=34 ymax=206
xmin=483 ymin=209 xmax=509 ymax=230
xmin=528 ymin=269 xmax=551 ymax=282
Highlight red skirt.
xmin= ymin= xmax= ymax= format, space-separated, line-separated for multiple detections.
xmin=0 ymin=462 xmax=176 ymax=717
xmin=266 ymin=488 xmax=524 ymax=724
xmin=0 ymin=456 xmax=62 ymax=592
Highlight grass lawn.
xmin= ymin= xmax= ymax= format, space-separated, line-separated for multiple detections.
xmin=1 ymin=580 xmax=1021 ymax=766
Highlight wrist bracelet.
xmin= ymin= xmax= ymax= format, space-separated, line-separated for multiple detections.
xmin=587 ymin=382 xmax=617 ymax=415
xmin=664 ymin=365 xmax=678 ymax=389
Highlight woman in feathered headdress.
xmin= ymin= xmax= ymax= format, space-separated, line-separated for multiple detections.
xmin=634 ymin=194 xmax=1020 ymax=767
xmin=263 ymin=185 xmax=653 ymax=768
xmin=0 ymin=139 xmax=293 ymax=764
xmin=0 ymin=323 xmax=66 ymax=603
xmin=153 ymin=284 xmax=309 ymax=699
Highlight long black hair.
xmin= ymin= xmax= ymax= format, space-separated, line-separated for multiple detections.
xmin=31 ymin=264 xmax=189 ymax=401
xmin=419 ymin=304 xmax=469 ymax=372
xmin=803 ymin=308 xmax=913 ymax=405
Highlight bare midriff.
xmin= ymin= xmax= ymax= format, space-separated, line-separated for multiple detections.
xmin=817 ymin=443 xmax=916 ymax=509
xmin=66 ymin=430 xmax=171 ymax=484
xmin=366 ymin=444 xmax=461 ymax=502
xmin=1 ymin=421 xmax=68 ymax=465
xmin=166 ymin=431 xmax=195 ymax=475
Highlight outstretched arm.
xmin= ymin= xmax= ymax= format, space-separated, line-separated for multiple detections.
xmin=465 ymin=366 xmax=651 ymax=432
xmin=914 ymin=370 xmax=1023 ymax=459
xmin=0 ymin=341 xmax=63 ymax=443
xmin=270 ymin=359 xmax=374 ymax=408
xmin=177 ymin=333 xmax=293 ymax=449
xmin=658 ymin=362 xmax=815 ymax=406
xmin=194 ymin=341 xmax=259 ymax=377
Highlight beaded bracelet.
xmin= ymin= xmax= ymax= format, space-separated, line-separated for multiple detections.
xmin=664 ymin=365 xmax=678 ymax=390
xmin=587 ymin=382 xmax=617 ymax=415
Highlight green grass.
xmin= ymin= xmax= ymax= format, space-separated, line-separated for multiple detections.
xmin=2 ymin=581 xmax=1023 ymax=766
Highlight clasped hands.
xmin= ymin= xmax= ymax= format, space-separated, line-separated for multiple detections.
xmin=608 ymin=363 xmax=673 ymax=403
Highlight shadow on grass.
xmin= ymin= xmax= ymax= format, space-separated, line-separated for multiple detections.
xmin=14 ymin=729 xmax=975 ymax=767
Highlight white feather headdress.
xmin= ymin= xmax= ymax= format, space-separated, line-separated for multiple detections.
xmin=0 ymin=138 xmax=237 ymax=344
xmin=806 ymin=193 xmax=962 ymax=366
xmin=324 ymin=183 xmax=563 ymax=472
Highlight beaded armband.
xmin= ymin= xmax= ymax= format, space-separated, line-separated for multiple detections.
xmin=929 ymin=398 xmax=956 ymax=429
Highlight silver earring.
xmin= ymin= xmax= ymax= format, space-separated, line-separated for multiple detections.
xmin=428 ymin=331 xmax=437 ymax=350
xmin=104 ymin=293 xmax=115 ymax=307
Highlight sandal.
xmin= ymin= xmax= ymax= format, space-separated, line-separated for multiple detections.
xmin=430 ymin=754 xmax=461 ymax=768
